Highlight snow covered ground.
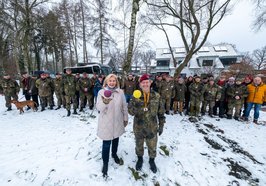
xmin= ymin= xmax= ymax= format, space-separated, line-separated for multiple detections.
xmin=0 ymin=94 xmax=266 ymax=186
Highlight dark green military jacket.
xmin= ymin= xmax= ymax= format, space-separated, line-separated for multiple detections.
xmin=173 ymin=82 xmax=186 ymax=101
xmin=62 ymin=74 xmax=76 ymax=96
xmin=128 ymin=90 xmax=165 ymax=137
xmin=189 ymin=82 xmax=205 ymax=101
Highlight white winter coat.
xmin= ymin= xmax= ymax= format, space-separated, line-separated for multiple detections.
xmin=96 ymin=88 xmax=128 ymax=140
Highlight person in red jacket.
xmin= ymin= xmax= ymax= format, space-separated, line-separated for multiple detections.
xmin=243 ymin=76 xmax=266 ymax=124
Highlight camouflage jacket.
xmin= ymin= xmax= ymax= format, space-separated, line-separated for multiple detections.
xmin=160 ymin=80 xmax=174 ymax=98
xmin=189 ymin=82 xmax=205 ymax=100
xmin=226 ymin=84 xmax=249 ymax=102
xmin=77 ymin=77 xmax=92 ymax=95
xmin=128 ymin=90 xmax=166 ymax=134
xmin=203 ymin=84 xmax=221 ymax=101
xmin=53 ymin=78 xmax=63 ymax=93
xmin=62 ymin=74 xmax=76 ymax=96
xmin=0 ymin=78 xmax=20 ymax=95
xmin=36 ymin=78 xmax=53 ymax=97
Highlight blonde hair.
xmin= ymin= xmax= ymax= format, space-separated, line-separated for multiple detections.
xmin=103 ymin=74 xmax=120 ymax=88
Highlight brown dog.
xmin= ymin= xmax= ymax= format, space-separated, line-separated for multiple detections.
xmin=10 ymin=100 xmax=38 ymax=114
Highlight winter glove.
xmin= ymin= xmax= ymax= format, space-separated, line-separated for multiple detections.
xmin=62 ymin=91 xmax=66 ymax=96
xmin=263 ymin=102 xmax=266 ymax=106
xmin=158 ymin=125 xmax=164 ymax=136
xmin=124 ymin=121 xmax=128 ymax=127
xmin=102 ymin=96 xmax=112 ymax=104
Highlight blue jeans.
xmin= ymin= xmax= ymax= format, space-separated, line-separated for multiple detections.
xmin=102 ymin=138 xmax=119 ymax=164
xmin=125 ymin=94 xmax=132 ymax=103
xmin=244 ymin=103 xmax=262 ymax=120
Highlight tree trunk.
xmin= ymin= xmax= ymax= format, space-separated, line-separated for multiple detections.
xmin=99 ymin=9 xmax=104 ymax=64
xmin=123 ymin=0 xmax=140 ymax=73
xmin=81 ymin=0 xmax=88 ymax=63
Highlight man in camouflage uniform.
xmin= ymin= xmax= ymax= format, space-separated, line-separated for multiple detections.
xmin=62 ymin=68 xmax=77 ymax=116
xmin=53 ymin=73 xmax=65 ymax=110
xmin=128 ymin=74 xmax=165 ymax=173
xmin=226 ymin=77 xmax=249 ymax=120
xmin=189 ymin=75 xmax=204 ymax=118
xmin=173 ymin=77 xmax=186 ymax=115
xmin=160 ymin=74 xmax=174 ymax=115
xmin=36 ymin=73 xmax=54 ymax=111
xmin=201 ymin=78 xmax=221 ymax=117
xmin=122 ymin=74 xmax=137 ymax=103
xmin=77 ymin=72 xmax=92 ymax=112
xmin=0 ymin=73 xmax=20 ymax=111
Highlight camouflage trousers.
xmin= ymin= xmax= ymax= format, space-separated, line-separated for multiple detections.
xmin=133 ymin=124 xmax=158 ymax=158
xmin=161 ymin=96 xmax=171 ymax=112
xmin=5 ymin=93 xmax=18 ymax=108
xmin=227 ymin=100 xmax=243 ymax=118
xmin=201 ymin=100 xmax=215 ymax=115
xmin=190 ymin=97 xmax=201 ymax=117
xmin=173 ymin=101 xmax=183 ymax=113
xmin=79 ymin=93 xmax=92 ymax=109
xmin=40 ymin=95 xmax=53 ymax=108
xmin=55 ymin=91 xmax=66 ymax=107
xmin=65 ymin=95 xmax=77 ymax=110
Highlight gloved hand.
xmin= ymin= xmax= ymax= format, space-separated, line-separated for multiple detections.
xmin=158 ymin=125 xmax=164 ymax=136
xmin=124 ymin=121 xmax=128 ymax=127
xmin=62 ymin=91 xmax=66 ymax=96
xmin=102 ymin=96 xmax=112 ymax=104
xmin=263 ymin=102 xmax=266 ymax=106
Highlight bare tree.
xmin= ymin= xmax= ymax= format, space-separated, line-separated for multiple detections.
xmin=122 ymin=0 xmax=141 ymax=73
xmin=145 ymin=0 xmax=232 ymax=77
xmin=252 ymin=0 xmax=266 ymax=31
xmin=140 ymin=50 xmax=155 ymax=73
xmin=252 ymin=46 xmax=266 ymax=70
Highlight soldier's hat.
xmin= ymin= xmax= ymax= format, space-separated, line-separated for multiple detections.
xmin=56 ymin=72 xmax=61 ymax=75
xmin=22 ymin=71 xmax=28 ymax=75
xmin=209 ymin=77 xmax=215 ymax=81
xmin=139 ymin=74 xmax=150 ymax=83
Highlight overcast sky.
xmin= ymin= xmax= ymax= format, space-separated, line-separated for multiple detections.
xmin=149 ymin=1 xmax=266 ymax=53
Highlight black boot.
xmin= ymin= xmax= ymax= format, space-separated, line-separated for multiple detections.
xmin=67 ymin=110 xmax=71 ymax=117
xmin=79 ymin=108 xmax=83 ymax=112
xmin=112 ymin=154 xmax=120 ymax=164
xmin=102 ymin=163 xmax=108 ymax=177
xmin=41 ymin=107 xmax=45 ymax=112
xmin=49 ymin=105 xmax=53 ymax=110
xmin=227 ymin=114 xmax=232 ymax=119
xmin=73 ymin=109 xmax=78 ymax=115
xmin=55 ymin=106 xmax=61 ymax=110
xmin=136 ymin=156 xmax=143 ymax=171
xmin=149 ymin=158 xmax=157 ymax=173
xmin=7 ymin=107 xmax=12 ymax=111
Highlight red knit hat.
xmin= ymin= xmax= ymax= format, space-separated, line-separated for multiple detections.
xmin=139 ymin=74 xmax=150 ymax=83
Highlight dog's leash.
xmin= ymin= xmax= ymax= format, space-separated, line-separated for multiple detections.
xmin=18 ymin=96 xmax=25 ymax=101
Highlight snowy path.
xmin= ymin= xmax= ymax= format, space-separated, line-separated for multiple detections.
xmin=0 ymin=96 xmax=266 ymax=186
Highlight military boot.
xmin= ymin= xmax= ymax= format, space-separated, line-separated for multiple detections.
xmin=7 ymin=107 xmax=12 ymax=111
xmin=41 ymin=107 xmax=45 ymax=112
xmin=55 ymin=106 xmax=61 ymax=110
xmin=79 ymin=108 xmax=83 ymax=112
xmin=227 ymin=115 xmax=232 ymax=119
xmin=149 ymin=158 xmax=157 ymax=173
xmin=136 ymin=156 xmax=143 ymax=171
xmin=49 ymin=105 xmax=53 ymax=110
xmin=73 ymin=109 xmax=78 ymax=115
xmin=102 ymin=163 xmax=108 ymax=177
xmin=67 ymin=110 xmax=71 ymax=117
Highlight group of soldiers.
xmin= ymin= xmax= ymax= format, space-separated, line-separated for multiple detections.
xmin=0 ymin=70 xmax=265 ymax=122
xmin=0 ymin=69 xmax=105 ymax=116
xmin=122 ymin=73 xmax=265 ymax=123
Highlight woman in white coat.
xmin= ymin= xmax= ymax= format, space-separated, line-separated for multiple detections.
xmin=96 ymin=74 xmax=128 ymax=177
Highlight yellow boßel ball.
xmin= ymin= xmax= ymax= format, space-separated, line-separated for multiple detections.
xmin=133 ymin=90 xmax=141 ymax=99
